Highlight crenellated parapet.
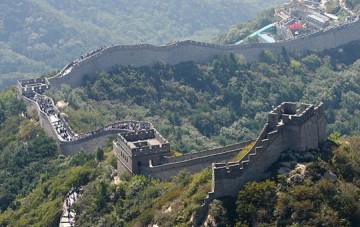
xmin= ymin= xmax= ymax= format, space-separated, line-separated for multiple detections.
xmin=209 ymin=102 xmax=325 ymax=198
xmin=190 ymin=102 xmax=326 ymax=225
xmin=114 ymin=128 xmax=171 ymax=174
xmin=16 ymin=16 xmax=335 ymax=224
xmin=40 ymin=13 xmax=360 ymax=90
xmin=17 ymin=78 xmax=151 ymax=155
xmin=17 ymin=78 xmax=51 ymax=99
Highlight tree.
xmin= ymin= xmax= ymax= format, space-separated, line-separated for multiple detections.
xmin=302 ymin=54 xmax=321 ymax=70
xmin=96 ymin=148 xmax=105 ymax=161
xmin=279 ymin=46 xmax=290 ymax=65
xmin=0 ymin=103 xmax=5 ymax=124
xmin=259 ymin=49 xmax=276 ymax=64
xmin=94 ymin=181 xmax=109 ymax=211
xmin=236 ymin=180 xmax=277 ymax=225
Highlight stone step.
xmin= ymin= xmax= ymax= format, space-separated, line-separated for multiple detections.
xmin=255 ymin=146 xmax=263 ymax=154
xmin=248 ymin=153 xmax=257 ymax=159
xmin=255 ymin=146 xmax=263 ymax=150
xmin=268 ymin=131 xmax=278 ymax=140
xmin=261 ymin=138 xmax=269 ymax=146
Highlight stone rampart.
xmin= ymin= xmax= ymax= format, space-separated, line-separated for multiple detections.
xmin=192 ymin=102 xmax=326 ymax=226
xmin=59 ymin=129 xmax=129 ymax=156
xmin=47 ymin=16 xmax=360 ymax=89
xmin=210 ymin=102 xmax=325 ymax=198
xmin=19 ymin=70 xmax=327 ymax=226
xmin=18 ymin=93 xmax=148 ymax=155
xmin=142 ymin=140 xmax=253 ymax=180
xmin=121 ymin=129 xmax=155 ymax=142
xmin=163 ymin=140 xmax=253 ymax=163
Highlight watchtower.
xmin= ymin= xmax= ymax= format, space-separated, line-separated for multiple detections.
xmin=17 ymin=77 xmax=50 ymax=98
xmin=114 ymin=128 xmax=170 ymax=175
xmin=267 ymin=102 xmax=326 ymax=151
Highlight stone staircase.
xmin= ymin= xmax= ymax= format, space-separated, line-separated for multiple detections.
xmin=193 ymin=123 xmax=282 ymax=226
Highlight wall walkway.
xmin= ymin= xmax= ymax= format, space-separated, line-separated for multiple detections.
xmin=47 ymin=14 xmax=360 ymax=89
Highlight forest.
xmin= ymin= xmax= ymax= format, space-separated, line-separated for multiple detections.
xmin=2 ymin=43 xmax=358 ymax=225
xmin=46 ymin=42 xmax=360 ymax=154
xmin=1 ymin=0 xmax=360 ymax=225
xmin=0 ymin=0 xmax=285 ymax=89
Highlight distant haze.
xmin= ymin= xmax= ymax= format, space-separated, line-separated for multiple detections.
xmin=0 ymin=0 xmax=286 ymax=88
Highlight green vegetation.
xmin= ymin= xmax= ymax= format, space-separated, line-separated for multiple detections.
xmin=345 ymin=0 xmax=360 ymax=12
xmin=2 ymin=1 xmax=360 ymax=225
xmin=74 ymin=168 xmax=212 ymax=226
xmin=325 ymin=0 xmax=342 ymax=14
xmin=211 ymin=136 xmax=360 ymax=226
xmin=2 ymin=44 xmax=360 ymax=226
xmin=47 ymin=42 xmax=360 ymax=154
xmin=0 ymin=89 xmax=213 ymax=226
xmin=215 ymin=9 xmax=279 ymax=44
xmin=0 ymin=0 xmax=286 ymax=88
xmin=0 ymin=88 xmax=97 ymax=226
xmin=230 ymin=142 xmax=255 ymax=161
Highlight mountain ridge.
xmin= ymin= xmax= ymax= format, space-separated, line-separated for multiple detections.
xmin=0 ymin=0 xmax=285 ymax=87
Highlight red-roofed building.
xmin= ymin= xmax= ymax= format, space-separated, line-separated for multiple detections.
xmin=288 ymin=23 xmax=303 ymax=30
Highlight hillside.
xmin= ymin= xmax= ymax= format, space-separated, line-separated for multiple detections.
xmin=206 ymin=135 xmax=360 ymax=226
xmin=2 ymin=1 xmax=360 ymax=225
xmin=44 ymin=41 xmax=360 ymax=154
xmin=1 ymin=87 xmax=360 ymax=226
xmin=0 ymin=0 xmax=285 ymax=88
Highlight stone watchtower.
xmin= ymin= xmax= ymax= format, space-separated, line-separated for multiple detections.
xmin=114 ymin=128 xmax=170 ymax=175
xmin=211 ymin=102 xmax=326 ymax=198
xmin=267 ymin=102 xmax=326 ymax=151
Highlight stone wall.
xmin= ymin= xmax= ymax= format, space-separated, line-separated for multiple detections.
xmin=19 ymin=94 xmax=138 ymax=155
xmin=192 ymin=102 xmax=326 ymax=226
xmin=142 ymin=140 xmax=253 ymax=180
xmin=48 ymin=16 xmax=360 ymax=89
xmin=59 ymin=129 xmax=128 ymax=156
xmin=210 ymin=103 xmax=325 ymax=198
xmin=163 ymin=140 xmax=253 ymax=163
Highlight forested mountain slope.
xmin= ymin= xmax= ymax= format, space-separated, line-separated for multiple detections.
xmin=0 ymin=0 xmax=285 ymax=88
xmin=2 ymin=1 xmax=360 ymax=224
xmin=1 ymin=40 xmax=360 ymax=225
xmin=45 ymin=42 xmax=360 ymax=153
xmin=1 ymin=89 xmax=360 ymax=226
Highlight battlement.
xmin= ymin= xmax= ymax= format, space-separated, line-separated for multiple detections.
xmin=17 ymin=77 xmax=50 ymax=98
xmin=114 ymin=128 xmax=171 ymax=174
xmin=17 ymin=77 xmax=326 ymax=227
xmin=267 ymin=102 xmax=319 ymax=130
xmin=117 ymin=128 xmax=170 ymax=156
xmin=18 ymin=84 xmax=151 ymax=154
xmin=210 ymin=102 xmax=325 ymax=198
xmin=41 ymin=13 xmax=360 ymax=90
xmin=16 ymin=10 xmax=340 ymax=223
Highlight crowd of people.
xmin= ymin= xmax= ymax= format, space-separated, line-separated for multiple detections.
xmin=77 ymin=121 xmax=150 ymax=139
xmin=34 ymin=95 xmax=73 ymax=141
xmin=59 ymin=46 xmax=108 ymax=77
xmin=164 ymin=40 xmax=181 ymax=46
xmin=54 ymin=120 xmax=71 ymax=141
xmin=60 ymin=186 xmax=83 ymax=227
xmin=32 ymin=95 xmax=152 ymax=142
xmin=36 ymin=96 xmax=55 ymax=116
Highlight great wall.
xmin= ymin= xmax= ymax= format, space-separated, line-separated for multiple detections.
xmin=40 ymin=11 xmax=360 ymax=90
xmin=17 ymin=9 xmax=359 ymax=225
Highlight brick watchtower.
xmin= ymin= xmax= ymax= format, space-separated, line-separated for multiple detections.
xmin=114 ymin=128 xmax=170 ymax=175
